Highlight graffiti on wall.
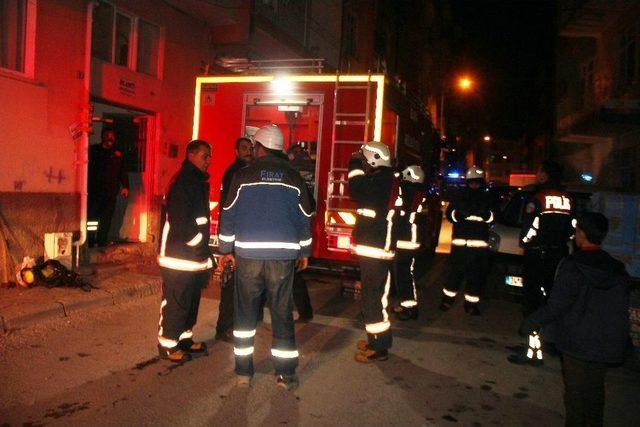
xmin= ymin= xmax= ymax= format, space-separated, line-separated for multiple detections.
xmin=44 ymin=167 xmax=66 ymax=184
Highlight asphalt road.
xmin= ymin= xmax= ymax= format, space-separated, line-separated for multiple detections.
xmin=2 ymin=255 xmax=639 ymax=426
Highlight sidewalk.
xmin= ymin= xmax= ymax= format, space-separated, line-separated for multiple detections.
xmin=0 ymin=259 xmax=163 ymax=333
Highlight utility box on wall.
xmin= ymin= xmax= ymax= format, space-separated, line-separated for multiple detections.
xmin=44 ymin=232 xmax=73 ymax=268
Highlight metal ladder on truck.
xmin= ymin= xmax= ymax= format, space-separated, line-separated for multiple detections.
xmin=325 ymin=75 xmax=376 ymax=251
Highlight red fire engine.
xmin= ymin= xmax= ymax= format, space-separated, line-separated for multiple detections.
xmin=191 ymin=73 xmax=441 ymax=266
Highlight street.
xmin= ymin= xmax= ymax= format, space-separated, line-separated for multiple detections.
xmin=2 ymin=255 xmax=639 ymax=426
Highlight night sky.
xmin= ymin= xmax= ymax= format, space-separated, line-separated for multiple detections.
xmin=449 ymin=0 xmax=557 ymax=140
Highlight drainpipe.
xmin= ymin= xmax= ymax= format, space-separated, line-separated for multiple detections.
xmin=75 ymin=1 xmax=96 ymax=268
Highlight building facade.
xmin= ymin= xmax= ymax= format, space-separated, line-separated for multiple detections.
xmin=555 ymin=0 xmax=640 ymax=190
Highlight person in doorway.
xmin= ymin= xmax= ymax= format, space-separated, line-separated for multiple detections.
xmin=88 ymin=128 xmax=129 ymax=247
xmin=215 ymin=136 xmax=254 ymax=343
xmin=218 ymin=124 xmax=312 ymax=390
xmin=508 ymin=160 xmax=575 ymax=366
xmin=157 ymin=140 xmax=214 ymax=363
xmin=348 ymin=141 xmax=401 ymax=363
xmin=393 ymin=165 xmax=428 ymax=321
xmin=518 ymin=212 xmax=630 ymax=426
xmin=440 ymin=167 xmax=495 ymax=315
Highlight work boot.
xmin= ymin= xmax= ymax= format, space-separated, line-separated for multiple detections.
xmin=439 ymin=295 xmax=455 ymax=311
xmin=354 ymin=348 xmax=389 ymax=363
xmin=395 ymin=307 xmax=418 ymax=321
xmin=276 ymin=374 xmax=299 ymax=390
xmin=356 ymin=339 xmax=371 ymax=352
xmin=464 ymin=302 xmax=480 ymax=316
xmin=507 ymin=353 xmax=544 ymax=367
xmin=158 ymin=345 xmax=192 ymax=363
xmin=179 ymin=339 xmax=208 ymax=354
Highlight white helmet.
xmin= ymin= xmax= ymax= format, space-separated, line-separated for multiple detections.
xmin=361 ymin=141 xmax=391 ymax=167
xmin=465 ymin=166 xmax=485 ymax=180
xmin=401 ymin=165 xmax=425 ymax=183
xmin=254 ymin=124 xmax=284 ymax=151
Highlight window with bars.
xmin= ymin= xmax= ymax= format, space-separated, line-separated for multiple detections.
xmin=91 ymin=2 xmax=162 ymax=78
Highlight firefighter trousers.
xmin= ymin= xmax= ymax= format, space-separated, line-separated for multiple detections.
xmin=444 ymin=246 xmax=488 ymax=305
xmin=393 ymin=250 xmax=418 ymax=309
xmin=158 ymin=268 xmax=209 ymax=349
xmin=359 ymin=257 xmax=393 ymax=351
xmin=233 ymin=257 xmax=298 ymax=377
xmin=522 ymin=247 xmax=566 ymax=316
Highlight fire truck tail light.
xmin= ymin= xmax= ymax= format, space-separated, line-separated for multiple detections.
xmin=337 ymin=235 xmax=351 ymax=249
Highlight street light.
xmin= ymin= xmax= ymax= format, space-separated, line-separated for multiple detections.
xmin=457 ymin=76 xmax=473 ymax=91
xmin=439 ymin=74 xmax=476 ymax=135
xmin=483 ymin=135 xmax=491 ymax=142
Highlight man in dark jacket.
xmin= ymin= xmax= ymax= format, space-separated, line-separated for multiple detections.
xmin=215 ymin=136 xmax=254 ymax=343
xmin=218 ymin=124 xmax=312 ymax=390
xmin=349 ymin=141 xmax=402 ymax=362
xmin=157 ymin=140 xmax=213 ymax=363
xmin=519 ymin=212 xmax=630 ymax=427
xmin=440 ymin=166 xmax=495 ymax=315
xmin=88 ymin=128 xmax=129 ymax=246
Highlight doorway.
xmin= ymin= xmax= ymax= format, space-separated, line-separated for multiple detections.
xmin=88 ymin=102 xmax=155 ymax=245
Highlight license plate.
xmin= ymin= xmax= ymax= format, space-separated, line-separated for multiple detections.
xmin=505 ymin=275 xmax=523 ymax=287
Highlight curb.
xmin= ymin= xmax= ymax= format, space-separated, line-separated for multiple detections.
xmin=2 ymin=275 xmax=162 ymax=332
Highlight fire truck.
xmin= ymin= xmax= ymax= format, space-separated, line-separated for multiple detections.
xmin=191 ymin=73 xmax=442 ymax=267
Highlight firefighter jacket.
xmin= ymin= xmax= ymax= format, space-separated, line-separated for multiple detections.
xmin=446 ymin=187 xmax=495 ymax=248
xmin=520 ymin=186 xmax=575 ymax=249
xmin=395 ymin=182 xmax=428 ymax=251
xmin=158 ymin=160 xmax=213 ymax=271
xmin=348 ymin=158 xmax=402 ymax=260
xmin=218 ymin=153 xmax=313 ymax=260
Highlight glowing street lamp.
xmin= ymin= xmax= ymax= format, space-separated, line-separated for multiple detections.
xmin=439 ymin=73 xmax=477 ymax=134
xmin=483 ymin=135 xmax=491 ymax=142
xmin=457 ymin=76 xmax=473 ymax=91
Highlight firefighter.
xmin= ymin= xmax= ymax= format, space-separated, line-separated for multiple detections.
xmin=348 ymin=141 xmax=402 ymax=363
xmin=440 ymin=167 xmax=494 ymax=315
xmin=393 ymin=165 xmax=428 ymax=321
xmin=218 ymin=124 xmax=312 ymax=389
xmin=157 ymin=140 xmax=214 ymax=363
xmin=508 ymin=160 xmax=575 ymax=366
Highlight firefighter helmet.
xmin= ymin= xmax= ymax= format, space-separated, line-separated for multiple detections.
xmin=253 ymin=124 xmax=284 ymax=151
xmin=360 ymin=141 xmax=391 ymax=168
xmin=401 ymin=165 xmax=425 ymax=183
xmin=19 ymin=267 xmax=35 ymax=287
xmin=465 ymin=166 xmax=485 ymax=181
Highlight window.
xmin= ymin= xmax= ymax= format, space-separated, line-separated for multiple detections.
xmin=0 ymin=0 xmax=25 ymax=72
xmin=137 ymin=20 xmax=159 ymax=77
xmin=619 ymin=22 xmax=638 ymax=87
xmin=114 ymin=12 xmax=131 ymax=67
xmin=91 ymin=2 xmax=162 ymax=78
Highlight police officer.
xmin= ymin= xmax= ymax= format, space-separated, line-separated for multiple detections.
xmin=157 ymin=140 xmax=213 ymax=363
xmin=508 ymin=160 xmax=575 ymax=366
xmin=393 ymin=165 xmax=428 ymax=321
xmin=349 ymin=141 xmax=402 ymax=363
xmin=440 ymin=167 xmax=494 ymax=315
xmin=218 ymin=125 xmax=312 ymax=390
